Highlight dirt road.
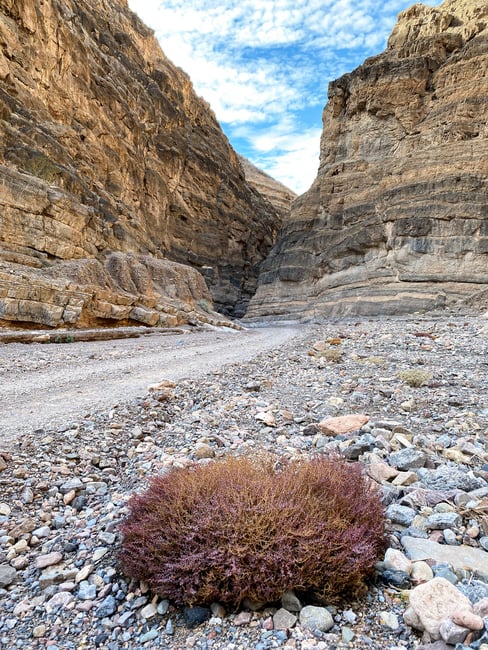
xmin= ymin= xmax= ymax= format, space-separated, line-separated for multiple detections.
xmin=0 ymin=324 xmax=303 ymax=448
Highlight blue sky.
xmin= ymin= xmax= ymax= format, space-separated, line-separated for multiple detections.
xmin=127 ymin=0 xmax=442 ymax=195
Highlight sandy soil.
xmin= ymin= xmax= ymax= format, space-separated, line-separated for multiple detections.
xmin=0 ymin=324 xmax=303 ymax=448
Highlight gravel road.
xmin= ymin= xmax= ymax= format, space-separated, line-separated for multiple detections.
xmin=0 ymin=324 xmax=303 ymax=448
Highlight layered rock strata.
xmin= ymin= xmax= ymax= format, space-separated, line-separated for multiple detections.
xmin=0 ymin=0 xmax=281 ymax=328
xmin=238 ymin=156 xmax=297 ymax=220
xmin=248 ymin=0 xmax=488 ymax=320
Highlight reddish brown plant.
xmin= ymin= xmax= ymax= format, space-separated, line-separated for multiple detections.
xmin=119 ymin=454 xmax=385 ymax=606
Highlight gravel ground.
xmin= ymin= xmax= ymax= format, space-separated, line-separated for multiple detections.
xmin=0 ymin=313 xmax=487 ymax=650
xmin=0 ymin=324 xmax=301 ymax=448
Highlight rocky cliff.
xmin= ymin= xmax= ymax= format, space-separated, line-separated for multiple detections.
xmin=238 ymin=156 xmax=297 ymax=220
xmin=0 ymin=0 xmax=281 ymax=329
xmin=248 ymin=0 xmax=488 ymax=320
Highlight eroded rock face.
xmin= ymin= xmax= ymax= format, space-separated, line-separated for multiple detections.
xmin=248 ymin=0 xmax=488 ymax=320
xmin=238 ymin=156 xmax=297 ymax=221
xmin=0 ymin=0 xmax=281 ymax=327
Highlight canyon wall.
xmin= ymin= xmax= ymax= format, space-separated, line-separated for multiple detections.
xmin=0 ymin=0 xmax=281 ymax=328
xmin=248 ymin=0 xmax=488 ymax=320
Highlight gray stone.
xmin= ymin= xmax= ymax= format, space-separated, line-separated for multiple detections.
xmin=299 ymin=605 xmax=334 ymax=632
xmin=0 ymin=564 xmax=17 ymax=588
xmin=273 ymin=607 xmax=297 ymax=630
xmin=388 ymin=448 xmax=427 ymax=470
xmin=158 ymin=599 xmax=170 ymax=615
xmin=139 ymin=629 xmax=158 ymax=643
xmin=433 ymin=565 xmax=458 ymax=585
xmin=416 ymin=467 xmax=486 ymax=492
xmin=77 ymin=581 xmax=97 ymax=600
xmin=439 ymin=619 xmax=469 ymax=645
xmin=95 ymin=595 xmax=118 ymax=618
xmin=443 ymin=529 xmax=458 ymax=545
xmin=457 ymin=579 xmax=488 ymax=604
xmin=183 ymin=606 xmax=210 ymax=628
xmin=402 ymin=537 xmax=488 ymax=576
xmin=59 ymin=478 xmax=84 ymax=494
xmin=425 ymin=512 xmax=462 ymax=530
xmin=386 ymin=503 xmax=417 ymax=526
xmin=282 ymin=589 xmax=302 ymax=612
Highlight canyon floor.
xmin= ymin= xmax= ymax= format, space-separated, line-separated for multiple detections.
xmin=0 ymin=312 xmax=487 ymax=650
xmin=0 ymin=324 xmax=301 ymax=449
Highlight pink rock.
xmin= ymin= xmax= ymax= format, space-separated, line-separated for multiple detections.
xmin=234 ymin=611 xmax=252 ymax=625
xmin=318 ymin=414 xmax=369 ymax=436
xmin=367 ymin=459 xmax=399 ymax=483
xmin=452 ymin=610 xmax=484 ymax=630
xmin=35 ymin=551 xmax=63 ymax=569
xmin=408 ymin=577 xmax=483 ymax=641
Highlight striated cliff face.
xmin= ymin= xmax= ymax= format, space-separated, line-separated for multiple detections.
xmin=238 ymin=156 xmax=297 ymax=221
xmin=248 ymin=0 xmax=488 ymax=320
xmin=0 ymin=0 xmax=281 ymax=328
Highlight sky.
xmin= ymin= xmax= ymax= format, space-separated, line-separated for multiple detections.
xmin=127 ymin=0 xmax=442 ymax=195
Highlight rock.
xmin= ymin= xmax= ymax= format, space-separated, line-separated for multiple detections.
xmin=402 ymin=537 xmax=488 ymax=575
xmin=194 ymin=443 xmax=215 ymax=459
xmin=432 ymin=564 xmax=458 ymax=585
xmin=439 ymin=619 xmax=470 ymax=645
xmin=386 ymin=504 xmax=417 ymax=526
xmin=8 ymin=518 xmax=36 ymax=539
xmin=342 ymin=626 xmax=355 ymax=643
xmin=474 ymin=598 xmax=488 ymax=618
xmin=424 ymin=512 xmax=462 ymax=531
xmin=0 ymin=564 xmax=17 ymax=588
xmin=416 ymin=467 xmax=485 ymax=492
xmin=407 ymin=577 xmax=483 ymax=640
xmin=255 ymin=411 xmax=276 ymax=427
xmin=299 ymin=606 xmax=334 ymax=632
xmin=35 ymin=552 xmax=63 ymax=569
xmin=183 ymin=606 xmax=211 ymax=628
xmin=32 ymin=624 xmax=46 ymax=638
xmin=46 ymin=591 xmax=75 ymax=611
xmin=282 ymin=589 xmax=302 ymax=612
xmin=59 ymin=478 xmax=84 ymax=495
xmin=388 ymin=448 xmax=427 ymax=470
xmin=415 ymin=642 xmax=452 ymax=650
xmin=411 ymin=561 xmax=434 ymax=584
xmin=140 ymin=603 xmax=158 ymax=619
xmin=0 ymin=0 xmax=285 ymax=326
xmin=317 ymin=414 xmax=369 ymax=435
xmin=238 ymin=156 xmax=296 ymax=219
xmin=382 ymin=569 xmax=412 ymax=589
xmin=273 ymin=608 xmax=297 ymax=630
xmin=247 ymin=0 xmax=488 ymax=320
xmin=379 ymin=611 xmax=400 ymax=630
xmin=384 ymin=548 xmax=412 ymax=574
xmin=234 ymin=611 xmax=252 ymax=625
xmin=367 ymin=458 xmax=399 ymax=483
xmin=95 ymin=595 xmax=118 ymax=619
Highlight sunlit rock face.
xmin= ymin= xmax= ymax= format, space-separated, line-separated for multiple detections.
xmin=0 ymin=0 xmax=282 ymax=328
xmin=248 ymin=0 xmax=488 ymax=320
xmin=238 ymin=156 xmax=297 ymax=221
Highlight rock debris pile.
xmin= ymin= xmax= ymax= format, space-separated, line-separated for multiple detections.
xmin=0 ymin=314 xmax=487 ymax=650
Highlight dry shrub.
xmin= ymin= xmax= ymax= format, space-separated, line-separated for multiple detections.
xmin=398 ymin=369 xmax=432 ymax=387
xmin=119 ymin=454 xmax=385 ymax=607
xmin=318 ymin=348 xmax=343 ymax=362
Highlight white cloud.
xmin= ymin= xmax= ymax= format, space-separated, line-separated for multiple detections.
xmin=128 ymin=0 xmax=442 ymax=194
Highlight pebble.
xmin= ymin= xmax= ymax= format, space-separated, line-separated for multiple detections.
xmin=0 ymin=315 xmax=486 ymax=650
xmin=299 ymin=606 xmax=334 ymax=632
